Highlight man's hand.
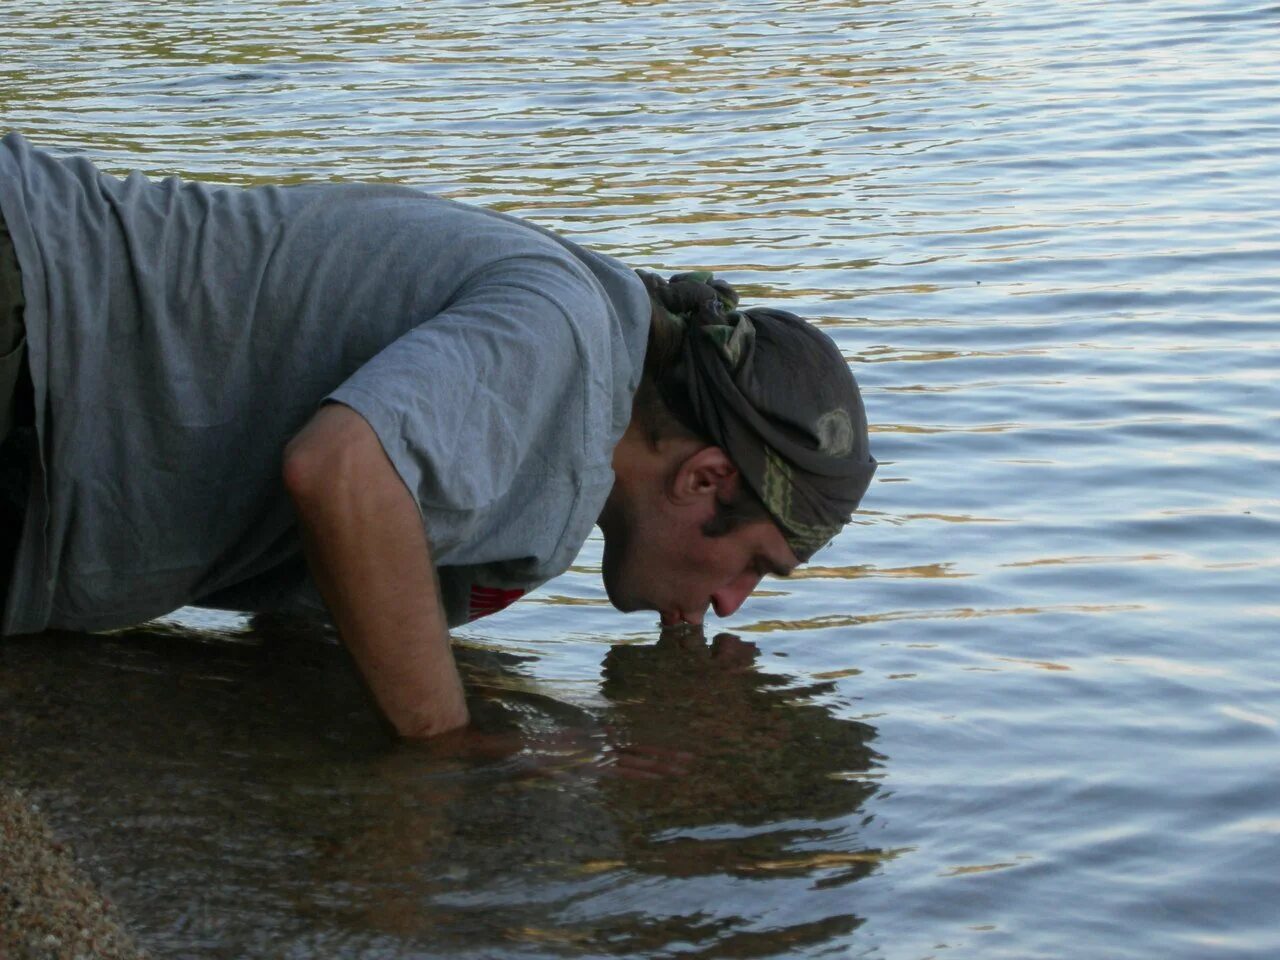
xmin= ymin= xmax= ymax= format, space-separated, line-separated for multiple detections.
xmin=283 ymin=403 xmax=468 ymax=739
xmin=407 ymin=723 xmax=694 ymax=781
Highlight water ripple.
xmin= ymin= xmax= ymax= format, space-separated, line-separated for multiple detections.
xmin=3 ymin=0 xmax=1278 ymax=957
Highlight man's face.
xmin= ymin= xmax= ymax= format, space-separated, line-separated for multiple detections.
xmin=600 ymin=499 xmax=798 ymax=627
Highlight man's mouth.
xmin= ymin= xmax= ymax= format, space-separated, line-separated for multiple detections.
xmin=660 ymin=607 xmax=705 ymax=628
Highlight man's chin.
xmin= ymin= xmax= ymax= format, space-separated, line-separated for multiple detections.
xmin=600 ymin=573 xmax=645 ymax=615
xmin=608 ymin=593 xmax=652 ymax=616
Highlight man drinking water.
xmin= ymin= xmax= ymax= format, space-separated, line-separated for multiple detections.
xmin=0 ymin=132 xmax=876 ymax=739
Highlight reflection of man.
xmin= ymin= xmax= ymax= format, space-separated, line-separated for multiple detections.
xmin=600 ymin=628 xmax=882 ymax=828
xmin=0 ymin=133 xmax=876 ymax=740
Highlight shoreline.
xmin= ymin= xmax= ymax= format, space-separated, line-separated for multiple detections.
xmin=0 ymin=785 xmax=148 ymax=960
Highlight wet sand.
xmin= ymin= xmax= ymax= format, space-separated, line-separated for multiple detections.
xmin=0 ymin=786 xmax=147 ymax=960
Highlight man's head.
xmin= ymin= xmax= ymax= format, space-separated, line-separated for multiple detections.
xmin=598 ymin=270 xmax=876 ymax=625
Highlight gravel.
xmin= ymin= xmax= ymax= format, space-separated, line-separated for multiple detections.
xmin=0 ymin=786 xmax=148 ymax=960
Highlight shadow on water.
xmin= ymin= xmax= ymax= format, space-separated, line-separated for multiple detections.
xmin=1 ymin=616 xmax=888 ymax=957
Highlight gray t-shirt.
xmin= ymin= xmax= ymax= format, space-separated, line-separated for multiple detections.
xmin=0 ymin=132 xmax=650 ymax=633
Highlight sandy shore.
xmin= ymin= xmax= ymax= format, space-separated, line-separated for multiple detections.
xmin=0 ymin=786 xmax=148 ymax=960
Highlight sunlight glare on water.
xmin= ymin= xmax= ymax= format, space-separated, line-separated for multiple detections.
xmin=1 ymin=0 xmax=1278 ymax=957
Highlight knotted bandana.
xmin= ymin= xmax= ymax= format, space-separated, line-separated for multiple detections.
xmin=643 ymin=271 xmax=877 ymax=561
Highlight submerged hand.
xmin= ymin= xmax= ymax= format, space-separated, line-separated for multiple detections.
xmin=411 ymin=724 xmax=528 ymax=762
xmin=600 ymin=739 xmax=696 ymax=781
xmin=408 ymin=721 xmax=694 ymax=782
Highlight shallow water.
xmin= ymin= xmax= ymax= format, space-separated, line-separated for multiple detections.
xmin=2 ymin=0 xmax=1278 ymax=957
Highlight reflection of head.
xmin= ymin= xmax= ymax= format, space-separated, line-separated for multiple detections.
xmin=601 ymin=636 xmax=882 ymax=828
xmin=635 ymin=271 xmax=877 ymax=560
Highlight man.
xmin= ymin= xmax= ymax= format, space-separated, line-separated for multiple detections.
xmin=0 ymin=133 xmax=876 ymax=740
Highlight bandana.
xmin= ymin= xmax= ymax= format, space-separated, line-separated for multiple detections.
xmin=648 ymin=272 xmax=877 ymax=561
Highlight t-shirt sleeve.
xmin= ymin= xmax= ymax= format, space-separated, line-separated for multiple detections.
xmin=325 ymin=257 xmax=595 ymax=565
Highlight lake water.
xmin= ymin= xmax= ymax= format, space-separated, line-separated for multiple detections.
xmin=1 ymin=0 xmax=1278 ymax=957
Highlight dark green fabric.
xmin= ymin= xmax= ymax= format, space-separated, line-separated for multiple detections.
xmin=642 ymin=271 xmax=876 ymax=561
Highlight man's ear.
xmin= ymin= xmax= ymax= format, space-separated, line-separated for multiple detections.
xmin=669 ymin=446 xmax=738 ymax=505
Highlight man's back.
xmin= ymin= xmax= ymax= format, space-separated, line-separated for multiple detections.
xmin=0 ymin=133 xmax=649 ymax=632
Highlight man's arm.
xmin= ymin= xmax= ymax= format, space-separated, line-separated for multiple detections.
xmin=282 ymin=403 xmax=468 ymax=739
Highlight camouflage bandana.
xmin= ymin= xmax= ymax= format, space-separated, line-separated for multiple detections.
xmin=650 ymin=272 xmax=877 ymax=561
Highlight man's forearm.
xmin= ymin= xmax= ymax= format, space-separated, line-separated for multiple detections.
xmin=283 ymin=404 xmax=468 ymax=739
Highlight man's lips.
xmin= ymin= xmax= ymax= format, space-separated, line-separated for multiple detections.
xmin=660 ymin=608 xmax=704 ymax=627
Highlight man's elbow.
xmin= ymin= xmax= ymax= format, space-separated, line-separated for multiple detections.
xmin=281 ymin=429 xmax=329 ymax=507
xmin=281 ymin=404 xmax=377 ymax=507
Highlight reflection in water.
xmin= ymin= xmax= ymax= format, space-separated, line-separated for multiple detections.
xmin=7 ymin=0 xmax=1277 ymax=952
xmin=599 ymin=628 xmax=881 ymax=830
xmin=1 ymin=617 xmax=886 ymax=956
xmin=789 ymin=561 xmax=971 ymax=580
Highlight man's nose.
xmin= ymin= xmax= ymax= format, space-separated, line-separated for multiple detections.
xmin=711 ymin=572 xmax=761 ymax=619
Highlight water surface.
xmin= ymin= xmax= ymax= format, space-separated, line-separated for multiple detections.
xmin=1 ymin=1 xmax=1277 ymax=957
